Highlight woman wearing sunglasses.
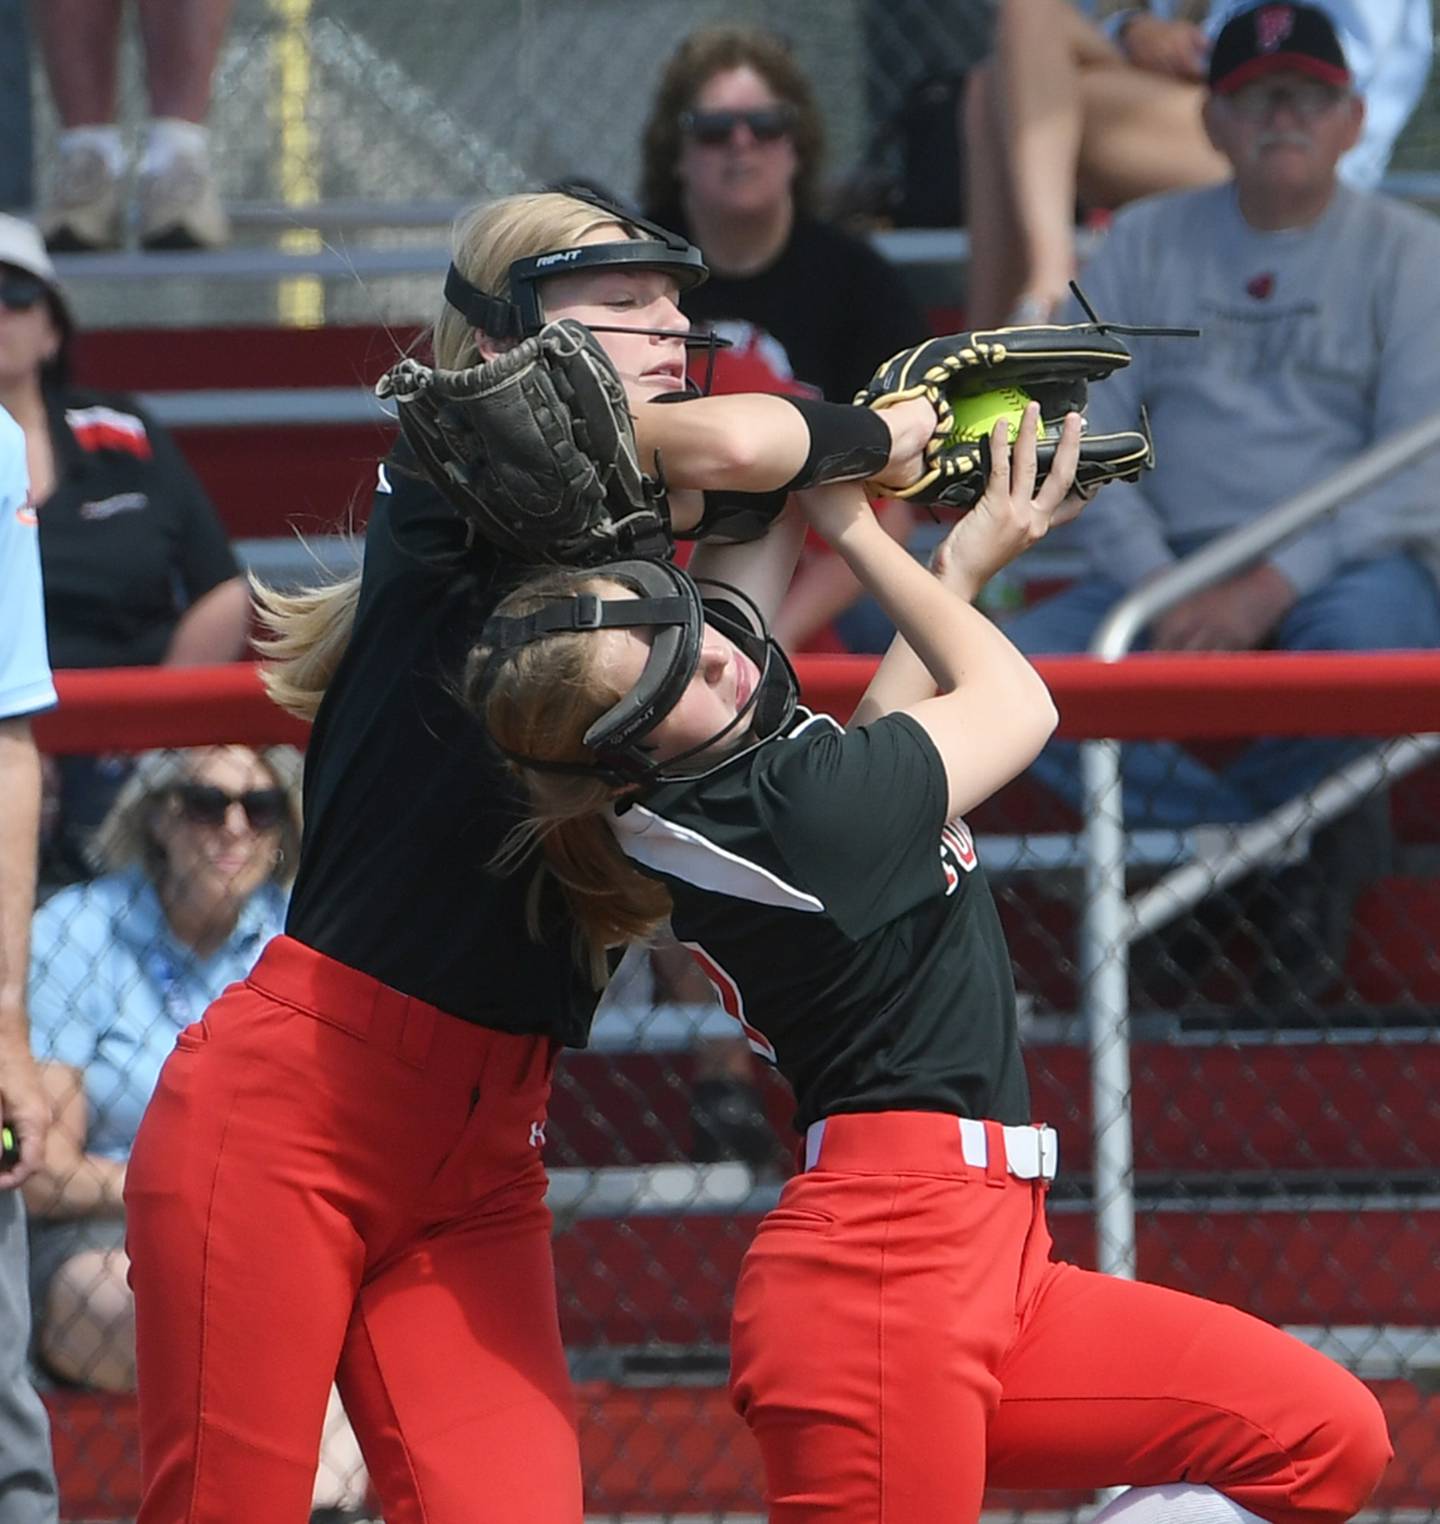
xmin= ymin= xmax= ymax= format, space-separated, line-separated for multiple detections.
xmin=24 ymin=745 xmax=374 ymax=1520
xmin=0 ymin=214 xmax=251 ymax=886
xmin=641 ymin=26 xmax=926 ymax=409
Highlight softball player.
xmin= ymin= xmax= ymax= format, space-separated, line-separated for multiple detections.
xmin=468 ymin=404 xmax=1392 ymax=1524
xmin=121 ymin=189 xmax=939 ymax=1524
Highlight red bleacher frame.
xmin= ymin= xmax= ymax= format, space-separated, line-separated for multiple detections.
xmin=36 ymin=650 xmax=1440 ymax=755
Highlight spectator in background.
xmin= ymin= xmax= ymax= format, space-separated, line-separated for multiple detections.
xmin=0 ymin=407 xmax=61 ymax=1519
xmin=1002 ymin=2 xmax=1440 ymax=996
xmin=640 ymin=25 xmax=928 ymax=408
xmin=34 ymin=0 xmax=234 ymax=251
xmin=0 ymin=215 xmax=248 ymax=884
xmin=640 ymin=24 xmax=933 ymax=657
xmin=639 ymin=25 xmax=933 ymax=1162
xmin=24 ymin=746 xmax=372 ymax=1523
xmin=963 ymin=0 xmax=1433 ymax=324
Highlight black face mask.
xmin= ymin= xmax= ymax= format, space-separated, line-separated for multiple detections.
xmin=479 ymin=558 xmax=798 ymax=789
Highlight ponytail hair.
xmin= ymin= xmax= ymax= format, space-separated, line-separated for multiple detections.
xmin=250 ymin=567 xmax=362 ymax=722
xmin=464 ymin=568 xmax=672 ymax=981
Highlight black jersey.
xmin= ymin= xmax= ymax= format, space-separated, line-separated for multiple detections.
xmin=614 ymin=707 xmax=1030 ymax=1131
xmin=37 ymin=387 xmax=238 ymax=670
xmin=284 ymin=450 xmax=598 ymax=1044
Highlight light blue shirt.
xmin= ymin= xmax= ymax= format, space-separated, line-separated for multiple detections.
xmin=0 ymin=407 xmax=56 ymax=720
xmin=28 ymin=870 xmax=286 ymax=1160
xmin=1090 ymin=0 xmax=1433 ymax=188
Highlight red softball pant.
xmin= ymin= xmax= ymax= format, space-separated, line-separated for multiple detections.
xmin=124 ymin=935 xmax=582 ymax=1524
xmin=730 ymin=1111 xmax=1392 ymax=1524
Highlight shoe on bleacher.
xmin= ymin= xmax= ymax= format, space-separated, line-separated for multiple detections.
xmin=139 ymin=152 xmax=230 ymax=251
xmin=39 ymin=147 xmax=124 ymax=253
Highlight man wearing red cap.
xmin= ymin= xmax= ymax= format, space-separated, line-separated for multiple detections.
xmin=1005 ymin=2 xmax=1440 ymax=987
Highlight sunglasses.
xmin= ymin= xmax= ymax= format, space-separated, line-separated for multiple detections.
xmin=173 ymin=783 xmax=287 ymax=831
xmin=1224 ymin=78 xmax=1346 ymax=122
xmin=679 ymin=105 xmax=796 ymax=147
xmin=0 ymin=272 xmax=46 ymax=314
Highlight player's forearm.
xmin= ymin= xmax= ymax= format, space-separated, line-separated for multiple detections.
xmin=850 ymin=558 xmax=986 ymax=726
xmin=774 ymin=502 xmax=914 ymax=652
xmin=632 ymin=395 xmax=932 ymax=495
xmin=830 ymin=514 xmax=1052 ymax=723
xmin=772 ymin=555 xmax=867 ymax=651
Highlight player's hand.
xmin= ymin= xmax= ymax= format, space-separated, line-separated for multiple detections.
xmin=1121 ymin=15 xmax=1209 ymax=79
xmin=869 ymin=395 xmax=940 ymax=494
xmin=0 ymin=1037 xmax=48 ymax=1190
xmin=931 ymin=404 xmax=1085 ymax=595
xmin=1151 ymin=564 xmax=1297 ymax=651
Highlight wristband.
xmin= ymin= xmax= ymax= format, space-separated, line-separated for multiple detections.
xmin=777 ymin=396 xmax=893 ymax=491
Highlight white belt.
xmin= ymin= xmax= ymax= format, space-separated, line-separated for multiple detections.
xmin=801 ymin=1117 xmax=1059 ymax=1179
xmin=958 ymin=1118 xmax=1059 ymax=1180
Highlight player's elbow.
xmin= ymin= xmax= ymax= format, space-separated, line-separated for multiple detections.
xmin=661 ymin=425 xmax=762 ymax=493
xmin=1017 ymin=680 xmax=1059 ymax=764
xmin=707 ymin=428 xmax=763 ymax=483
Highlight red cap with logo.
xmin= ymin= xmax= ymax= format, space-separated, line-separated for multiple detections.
xmin=1207 ymin=3 xmax=1352 ymax=95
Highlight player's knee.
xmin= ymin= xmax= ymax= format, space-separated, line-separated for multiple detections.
xmin=1293 ymin=1371 xmax=1392 ymax=1523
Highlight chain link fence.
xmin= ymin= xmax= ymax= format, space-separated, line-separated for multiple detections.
xmin=24 ymin=682 xmax=1440 ymax=1518
xmin=29 ymin=0 xmax=994 ymax=207
xmin=15 ymin=1 xmax=1440 ymax=1516
xmin=23 ymin=0 xmax=1440 ymax=332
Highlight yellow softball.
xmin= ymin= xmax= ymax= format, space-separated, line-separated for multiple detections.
xmin=947 ymin=386 xmax=1033 ymax=445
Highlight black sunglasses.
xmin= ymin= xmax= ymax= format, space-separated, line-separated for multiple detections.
xmin=173 ymin=783 xmax=287 ymax=831
xmin=0 ymin=272 xmax=46 ymax=314
xmin=679 ymin=105 xmax=796 ymax=147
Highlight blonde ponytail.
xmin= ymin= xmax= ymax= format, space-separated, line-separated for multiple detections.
xmin=250 ymin=568 xmax=362 ymax=722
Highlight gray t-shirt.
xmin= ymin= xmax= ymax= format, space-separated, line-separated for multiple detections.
xmin=1071 ymin=181 xmax=1440 ymax=596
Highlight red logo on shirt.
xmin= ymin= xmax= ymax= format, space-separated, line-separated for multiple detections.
xmin=939 ymin=818 xmax=978 ymax=894
xmin=64 ymin=405 xmax=153 ymax=460
xmin=1246 ymin=272 xmax=1276 ymax=300
xmin=1255 ymin=5 xmax=1296 ymax=51
xmin=686 ymin=321 xmax=822 ymax=400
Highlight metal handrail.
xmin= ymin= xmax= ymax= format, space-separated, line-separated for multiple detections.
xmin=1080 ymin=407 xmax=1440 ymax=1279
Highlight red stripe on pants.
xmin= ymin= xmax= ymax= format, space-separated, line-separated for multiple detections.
xmin=730 ymin=1111 xmax=1391 ymax=1524
xmin=125 ymin=935 xmax=582 ymax=1524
